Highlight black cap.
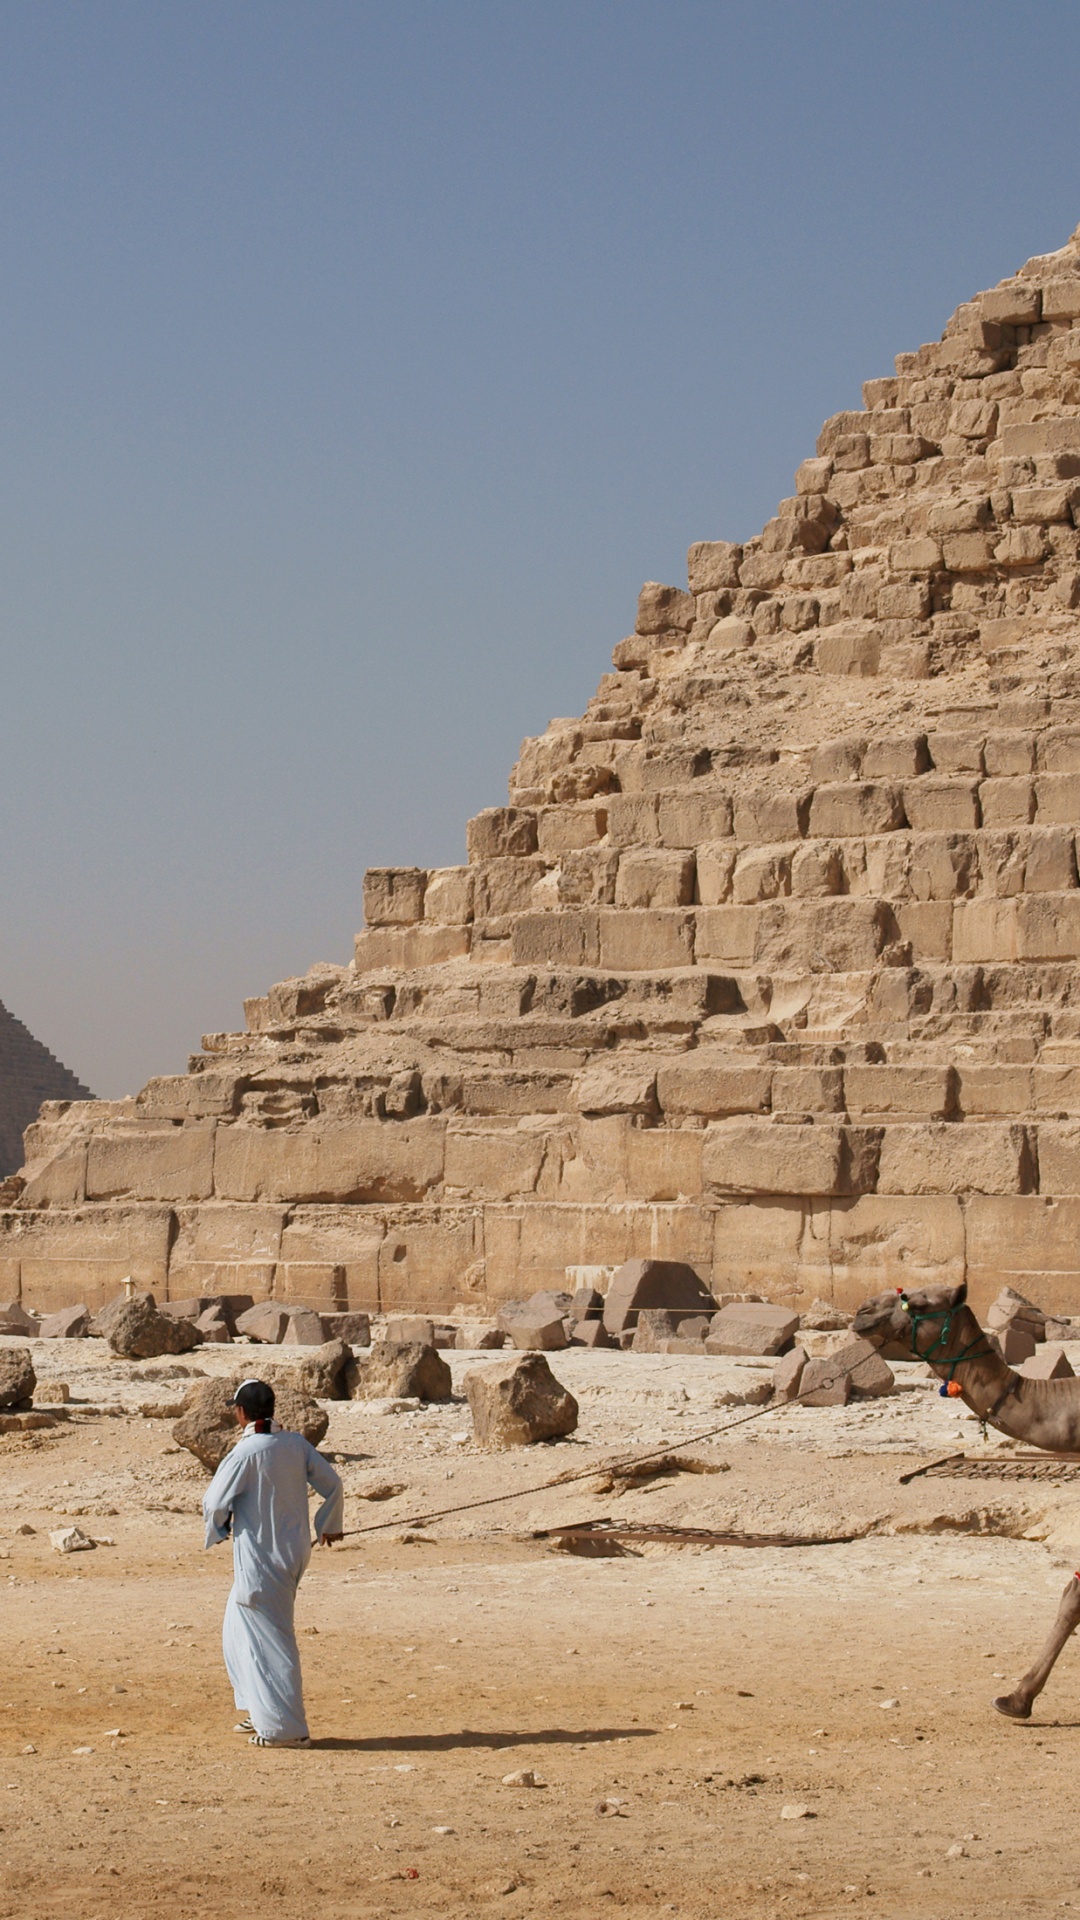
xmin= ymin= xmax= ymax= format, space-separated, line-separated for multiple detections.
xmin=231 ymin=1379 xmax=275 ymax=1422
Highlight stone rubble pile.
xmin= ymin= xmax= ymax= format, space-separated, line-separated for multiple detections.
xmin=7 ymin=232 xmax=1080 ymax=1319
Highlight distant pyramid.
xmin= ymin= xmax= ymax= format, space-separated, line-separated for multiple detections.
xmin=0 ymin=1002 xmax=93 ymax=1176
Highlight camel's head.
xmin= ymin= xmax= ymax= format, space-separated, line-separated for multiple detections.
xmin=851 ymin=1281 xmax=968 ymax=1351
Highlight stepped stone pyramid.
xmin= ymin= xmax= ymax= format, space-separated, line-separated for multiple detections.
xmin=10 ymin=229 xmax=1080 ymax=1317
xmin=0 ymin=1002 xmax=92 ymax=1180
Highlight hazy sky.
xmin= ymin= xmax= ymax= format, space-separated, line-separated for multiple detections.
xmin=3 ymin=1 xmax=1080 ymax=1097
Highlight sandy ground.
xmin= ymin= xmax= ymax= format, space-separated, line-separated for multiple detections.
xmin=5 ymin=1335 xmax=1080 ymax=1918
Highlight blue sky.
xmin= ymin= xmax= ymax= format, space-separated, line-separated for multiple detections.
xmin=2 ymin=0 xmax=1079 ymax=1096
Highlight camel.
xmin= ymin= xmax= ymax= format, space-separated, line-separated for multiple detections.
xmin=852 ymin=1281 xmax=1080 ymax=1723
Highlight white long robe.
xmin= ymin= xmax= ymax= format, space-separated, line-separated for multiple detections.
xmin=203 ymin=1426 xmax=344 ymax=1742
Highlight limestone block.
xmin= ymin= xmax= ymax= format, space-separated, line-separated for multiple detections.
xmin=460 ymin=1071 xmax=572 ymax=1116
xmin=1039 ymin=728 xmax=1080 ymax=774
xmin=995 ymin=527 xmax=1048 ymax=567
xmin=862 ymin=736 xmax=929 ymax=780
xmin=809 ymin=1336 xmax=893 ymax=1401
xmin=20 ymin=1142 xmax=87 ymax=1208
xmin=605 ymin=794 xmax=660 ymax=847
xmin=279 ymin=1307 xmax=327 ymax=1347
xmin=656 ymin=790 xmax=733 ymax=846
xmin=702 ymin=1122 xmax=873 ymax=1198
xmin=444 ymin=1126 xmax=547 ymax=1200
xmin=771 ymin=1347 xmax=807 ymax=1401
xmin=1041 ymin=277 xmax=1080 ymax=321
xmin=772 ymin=1067 xmax=844 ymax=1114
xmin=796 ymin=1353 xmax=851 ymax=1406
xmin=958 ymin=1066 xmax=1034 ymax=1116
xmin=574 ymin=1059 xmax=657 ymax=1117
xmin=623 ymin=1126 xmax=704 ymax=1202
xmin=107 ymin=1295 xmax=200 ymax=1359
xmin=464 ymin=1352 xmax=578 ymax=1448
xmin=467 ymin=807 xmax=539 ymax=861
xmin=595 ymin=909 xmax=694 ymax=970
xmin=353 ymin=926 xmax=469 ymax=970
xmin=953 ymin=899 xmax=1018 ymax=963
xmin=1034 ymin=1123 xmax=1080 ymax=1195
xmin=555 ymin=849 xmax=620 ymax=906
xmin=693 ymin=906 xmax=757 ymax=963
xmin=811 ymin=740 xmax=863 ymax=783
xmin=984 ymin=732 xmax=1035 ymax=776
xmin=213 ymin=1120 xmax=445 ymax=1204
xmin=980 ymin=285 xmax=1041 ymax=325
xmin=1012 ymin=485 xmax=1080 ymax=525
xmin=615 ymin=848 xmax=695 ymax=908
xmin=510 ymin=911 xmax=600 ymax=968
xmin=928 ymin=494 xmax=992 ymax=535
xmin=687 ymin=541 xmax=742 ymax=591
xmin=815 ymin=624 xmax=880 ymax=676
xmin=791 ymin=841 xmax=843 ymax=896
xmin=138 ymin=1072 xmax=240 ymax=1119
xmin=274 ymin=1263 xmax=347 ymax=1310
xmin=601 ymin=1257 xmax=716 ymax=1336
xmin=733 ymin=786 xmax=810 ymax=843
xmin=893 ymin=902 xmax=952 ymax=961
xmin=927 ymin=732 xmax=985 ymax=774
xmin=705 ymin=1302 xmax=799 ymax=1355
xmin=826 ymin=1195 xmax=965 ymax=1300
xmin=349 ymin=1339 xmax=453 ymax=1401
xmin=1000 ymin=419 xmax=1080 ymax=458
xmin=85 ymin=1125 xmax=215 ymax=1203
xmin=979 ymin=777 xmax=1035 ymax=827
xmin=808 ymin=783 xmax=905 ymax=837
xmin=942 ymin=532 xmax=994 ymax=571
xmin=1017 ymin=894 xmax=1080 ymax=960
xmin=754 ymin=899 xmax=890 ymax=971
xmin=844 ymin=1065 xmax=955 ymax=1119
xmin=472 ymin=858 xmax=546 ymax=920
xmin=695 ymin=843 xmax=736 ymax=905
xmin=235 ymin=1301 xmax=289 ymax=1342
xmin=1024 ymin=828 xmax=1077 ymax=892
xmin=423 ymin=867 xmax=475 ymax=924
xmin=1018 ymin=1345 xmax=1075 ymax=1381
xmin=706 ymin=615 xmax=755 ymax=653
xmin=619 ymin=747 xmax=710 ymax=794
xmin=907 ymin=832 xmax=977 ymax=901
xmin=902 ymin=778 xmax=980 ymax=832
xmin=732 ymin=845 xmax=792 ymax=903
xmin=876 ymin=1123 xmax=1032 ymax=1196
xmin=363 ymin=867 xmax=427 ymax=927
xmin=636 ymin=582 xmax=694 ymax=634
xmin=536 ymin=804 xmax=609 ymax=854
xmin=377 ymin=1214 xmax=482 ymax=1313
xmin=656 ymin=1059 xmax=771 ymax=1118
xmin=1036 ymin=775 xmax=1080 ymax=825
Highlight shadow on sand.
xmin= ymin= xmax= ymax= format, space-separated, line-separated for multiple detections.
xmin=312 ymin=1726 xmax=657 ymax=1752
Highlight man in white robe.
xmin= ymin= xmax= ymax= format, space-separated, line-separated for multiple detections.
xmin=203 ymin=1378 xmax=344 ymax=1748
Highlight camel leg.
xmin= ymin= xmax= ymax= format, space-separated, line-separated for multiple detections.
xmin=992 ymin=1574 xmax=1080 ymax=1721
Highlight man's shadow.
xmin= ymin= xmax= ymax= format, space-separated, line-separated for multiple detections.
xmin=313 ymin=1727 xmax=657 ymax=1752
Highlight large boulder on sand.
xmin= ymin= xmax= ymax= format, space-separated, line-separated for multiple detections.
xmin=0 ymin=1301 xmax=39 ymax=1336
xmin=38 ymin=1304 xmax=92 ymax=1339
xmin=0 ymin=1346 xmax=36 ymax=1409
xmin=172 ymin=1377 xmax=330 ymax=1472
xmin=346 ymin=1339 xmax=452 ymax=1403
xmin=464 ymin=1353 xmax=578 ymax=1449
xmin=106 ymin=1294 xmax=201 ymax=1359
xmin=286 ymin=1339 xmax=353 ymax=1400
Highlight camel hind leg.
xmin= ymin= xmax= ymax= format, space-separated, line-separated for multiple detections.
xmin=993 ymin=1573 xmax=1080 ymax=1721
